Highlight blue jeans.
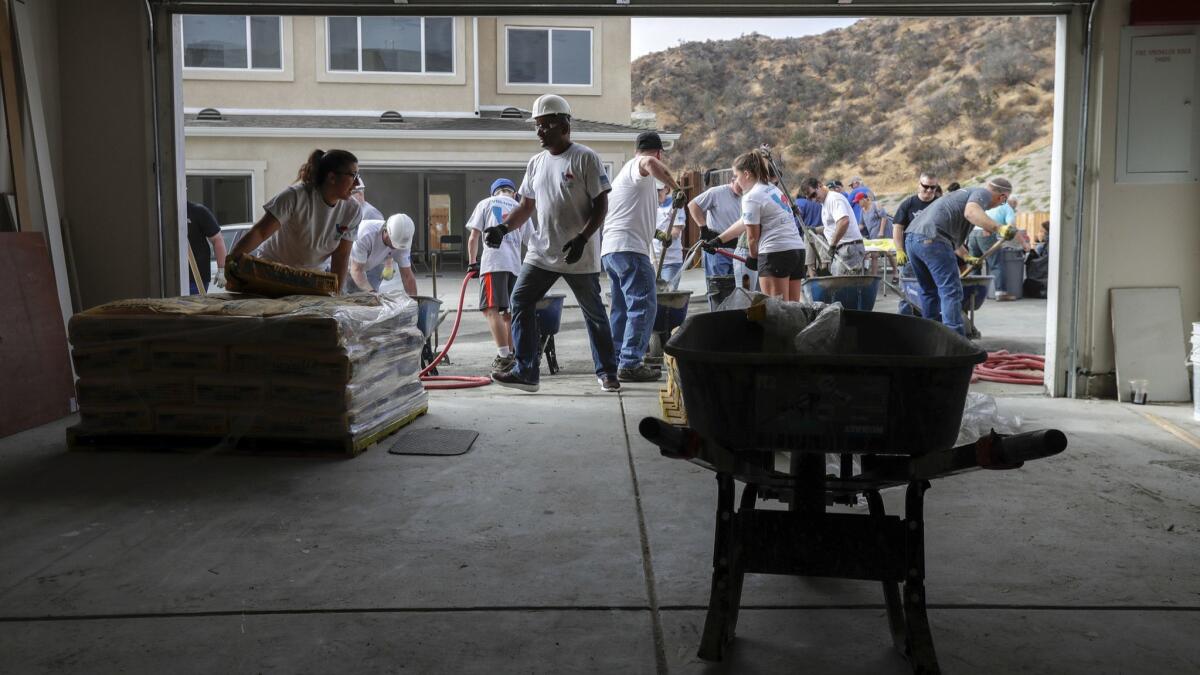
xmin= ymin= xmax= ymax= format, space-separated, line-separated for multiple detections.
xmin=660 ymin=262 xmax=682 ymax=284
xmin=906 ymin=233 xmax=965 ymax=336
xmin=703 ymin=249 xmax=733 ymax=277
xmin=510 ymin=263 xmax=617 ymax=383
xmin=603 ymin=252 xmax=658 ymax=370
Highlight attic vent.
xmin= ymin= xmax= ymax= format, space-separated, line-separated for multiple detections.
xmin=379 ymin=110 xmax=405 ymax=123
xmin=499 ymin=107 xmax=524 ymax=119
xmin=196 ymin=108 xmax=223 ymax=121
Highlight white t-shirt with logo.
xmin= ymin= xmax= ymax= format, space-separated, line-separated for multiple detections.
xmin=652 ymin=197 xmax=686 ymax=265
xmin=349 ymin=219 xmax=411 ymax=271
xmin=821 ymin=191 xmax=863 ymax=245
xmin=601 ymin=157 xmax=657 ymax=259
xmin=518 ymin=143 xmax=612 ymax=274
xmin=255 ymin=184 xmax=362 ymax=270
xmin=741 ymin=183 xmax=804 ymax=255
xmin=464 ymin=194 xmax=532 ymax=275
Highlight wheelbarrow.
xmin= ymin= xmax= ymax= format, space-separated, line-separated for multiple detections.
xmin=413 ymin=295 xmax=446 ymax=374
xmin=900 ymin=275 xmax=993 ymax=338
xmin=639 ymin=309 xmax=1067 ymax=674
xmin=645 ymin=290 xmax=692 ymax=369
xmin=801 ymin=274 xmax=881 ymax=310
xmin=535 ymin=293 xmax=566 ymax=375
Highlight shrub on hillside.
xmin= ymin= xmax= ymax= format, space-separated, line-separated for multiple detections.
xmin=994 ymin=113 xmax=1041 ymax=150
xmin=973 ymin=37 xmax=1045 ymax=87
xmin=919 ymin=89 xmax=962 ymax=135
xmin=905 ymin=138 xmax=970 ymax=177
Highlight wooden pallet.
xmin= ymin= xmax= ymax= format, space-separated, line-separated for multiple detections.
xmin=66 ymin=405 xmax=428 ymax=458
xmin=658 ymin=354 xmax=687 ymax=426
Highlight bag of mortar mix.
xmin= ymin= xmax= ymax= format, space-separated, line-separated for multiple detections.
xmin=793 ymin=302 xmax=844 ymax=353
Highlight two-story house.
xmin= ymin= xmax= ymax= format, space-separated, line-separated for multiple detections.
xmin=181 ymin=14 xmax=678 ymax=259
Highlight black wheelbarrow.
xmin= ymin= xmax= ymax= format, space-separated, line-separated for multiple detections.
xmin=639 ymin=309 xmax=1067 ymax=674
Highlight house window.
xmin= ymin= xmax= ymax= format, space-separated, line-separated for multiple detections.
xmin=182 ymin=15 xmax=282 ymax=70
xmin=506 ymin=27 xmax=591 ymax=86
xmin=327 ymin=17 xmax=454 ymax=74
xmin=186 ymin=174 xmax=253 ymax=227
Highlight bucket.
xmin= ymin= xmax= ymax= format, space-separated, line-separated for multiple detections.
xmin=706 ymin=275 xmax=735 ymax=312
xmin=654 ymin=290 xmax=693 ymax=333
xmin=413 ymin=295 xmax=444 ymax=339
xmin=536 ymin=294 xmax=566 ymax=336
xmin=801 ymin=275 xmax=881 ymax=311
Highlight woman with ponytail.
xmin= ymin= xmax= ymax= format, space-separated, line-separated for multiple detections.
xmin=228 ymin=149 xmax=363 ymax=291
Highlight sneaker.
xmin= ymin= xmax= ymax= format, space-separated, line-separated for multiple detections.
xmin=617 ymin=364 xmax=662 ymax=383
xmin=491 ymin=354 xmax=516 ymax=372
xmin=598 ymin=373 xmax=622 ymax=392
xmin=492 ymin=369 xmax=539 ymax=392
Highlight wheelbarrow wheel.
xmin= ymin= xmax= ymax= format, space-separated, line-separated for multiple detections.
xmin=421 ymin=339 xmax=439 ymax=376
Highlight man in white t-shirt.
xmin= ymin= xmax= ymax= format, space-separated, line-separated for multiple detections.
xmin=601 ymin=131 xmax=686 ymax=383
xmin=466 ymin=178 xmax=532 ymax=372
xmin=803 ymin=178 xmax=865 ymax=276
xmin=482 ymin=94 xmax=617 ymax=393
xmin=653 ymin=183 xmax=686 ymax=283
xmin=347 ymin=214 xmax=417 ymax=296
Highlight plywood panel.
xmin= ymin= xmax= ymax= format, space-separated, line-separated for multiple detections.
xmin=1110 ymin=287 xmax=1191 ymax=403
xmin=0 ymin=233 xmax=75 ymax=437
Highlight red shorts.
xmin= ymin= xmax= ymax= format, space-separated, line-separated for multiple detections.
xmin=478 ymin=272 xmax=515 ymax=312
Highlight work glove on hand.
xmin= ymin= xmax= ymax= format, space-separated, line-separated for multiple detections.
xmin=653 ymin=229 xmax=673 ymax=244
xmin=699 ymin=225 xmax=721 ymax=243
xmin=213 ymin=268 xmax=226 ymax=289
xmin=895 ymin=250 xmax=908 ymax=266
xmin=997 ymin=224 xmax=1017 ymax=241
xmin=381 ymin=262 xmax=396 ymax=280
xmin=671 ymin=188 xmax=688 ymax=208
xmin=484 ymin=225 xmax=508 ymax=248
xmin=467 ymin=261 xmax=481 ymax=275
xmin=964 ymin=255 xmax=982 ymax=267
xmin=562 ymin=234 xmax=588 ymax=265
xmin=745 ymin=256 xmax=759 ymax=272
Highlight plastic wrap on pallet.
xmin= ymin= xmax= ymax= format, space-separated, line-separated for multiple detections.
xmin=955 ymin=392 xmax=1022 ymax=446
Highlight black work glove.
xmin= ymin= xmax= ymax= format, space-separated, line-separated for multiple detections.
xmin=699 ymin=225 xmax=721 ymax=243
xmin=467 ymin=261 xmax=481 ymax=275
xmin=746 ymin=256 xmax=759 ymax=271
xmin=483 ymin=225 xmax=508 ymax=248
xmin=671 ymin=188 xmax=688 ymax=208
xmin=562 ymin=234 xmax=588 ymax=265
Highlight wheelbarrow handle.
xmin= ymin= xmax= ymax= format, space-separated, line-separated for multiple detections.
xmin=639 ymin=417 xmax=700 ymax=460
xmin=713 ymin=248 xmax=747 ymax=263
xmin=977 ymin=429 xmax=1067 ymax=469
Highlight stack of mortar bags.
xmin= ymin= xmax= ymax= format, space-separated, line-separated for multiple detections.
xmin=68 ymin=291 xmax=426 ymax=445
xmin=717 ymin=289 xmax=844 ymax=353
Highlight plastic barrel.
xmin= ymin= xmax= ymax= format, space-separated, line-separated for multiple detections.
xmin=535 ymin=294 xmax=566 ymax=336
xmin=706 ymin=275 xmax=735 ymax=312
xmin=801 ymin=275 xmax=881 ymax=310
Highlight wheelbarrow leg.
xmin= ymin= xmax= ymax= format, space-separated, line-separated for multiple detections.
xmin=902 ymin=479 xmax=941 ymax=674
xmin=542 ymin=334 xmax=559 ymax=375
xmin=699 ymin=472 xmax=745 ymax=661
xmin=866 ymin=489 xmax=907 ymax=653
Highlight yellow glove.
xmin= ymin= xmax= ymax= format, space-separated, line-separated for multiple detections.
xmin=997 ymin=224 xmax=1017 ymax=241
xmin=964 ymin=255 xmax=982 ymax=267
xmin=895 ymin=250 xmax=908 ymax=266
xmin=653 ymin=229 xmax=673 ymax=244
xmin=381 ymin=261 xmax=396 ymax=280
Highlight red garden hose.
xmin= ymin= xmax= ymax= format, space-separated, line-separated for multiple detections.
xmin=419 ymin=270 xmax=493 ymax=390
xmin=714 ymin=248 xmax=747 ymax=263
xmin=972 ymin=350 xmax=1045 ymax=386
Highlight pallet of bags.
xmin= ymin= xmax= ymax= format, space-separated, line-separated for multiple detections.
xmin=66 ymin=291 xmax=427 ymax=456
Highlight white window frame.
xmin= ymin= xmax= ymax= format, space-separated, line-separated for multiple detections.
xmin=325 ymin=16 xmax=456 ymax=76
xmin=315 ymin=16 xmax=466 ymax=86
xmin=184 ymin=161 xmax=267 ymax=227
xmin=180 ymin=16 xmax=294 ymax=82
xmin=495 ymin=18 xmax=602 ymax=97
xmin=503 ymin=26 xmax=593 ymax=87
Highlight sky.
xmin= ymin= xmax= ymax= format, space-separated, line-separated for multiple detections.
xmin=630 ymin=18 xmax=858 ymax=60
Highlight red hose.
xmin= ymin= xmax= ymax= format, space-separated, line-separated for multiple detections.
xmin=714 ymin=248 xmax=747 ymax=263
xmin=419 ymin=270 xmax=493 ymax=390
xmin=972 ymin=350 xmax=1045 ymax=385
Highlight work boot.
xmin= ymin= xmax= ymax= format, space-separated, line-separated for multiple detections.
xmin=597 ymin=373 xmax=622 ymax=392
xmin=492 ymin=369 xmax=538 ymax=393
xmin=491 ymin=354 xmax=516 ymax=372
xmin=617 ymin=363 xmax=661 ymax=382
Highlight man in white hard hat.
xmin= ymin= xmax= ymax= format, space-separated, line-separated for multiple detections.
xmin=601 ymin=130 xmax=686 ymax=383
xmin=466 ymin=177 xmax=533 ymax=373
xmin=348 ymin=213 xmax=417 ymax=296
xmin=483 ymin=93 xmax=618 ymax=393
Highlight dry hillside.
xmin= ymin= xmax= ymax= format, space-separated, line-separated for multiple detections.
xmin=633 ymin=16 xmax=1056 ymax=198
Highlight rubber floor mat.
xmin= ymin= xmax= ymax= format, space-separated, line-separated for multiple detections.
xmin=386 ymin=427 xmax=478 ymax=456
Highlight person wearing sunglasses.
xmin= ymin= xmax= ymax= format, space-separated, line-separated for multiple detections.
xmin=228 ymin=148 xmax=363 ymax=292
xmin=890 ymin=173 xmax=941 ymax=315
xmin=802 ymin=178 xmax=864 ymax=276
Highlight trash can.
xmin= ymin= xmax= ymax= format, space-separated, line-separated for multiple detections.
xmin=997 ymin=247 xmax=1025 ymax=299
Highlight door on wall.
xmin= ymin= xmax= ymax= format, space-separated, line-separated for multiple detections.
xmin=427 ymin=193 xmax=451 ymax=250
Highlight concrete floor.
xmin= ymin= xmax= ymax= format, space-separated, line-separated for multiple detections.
xmin=2 ymin=268 xmax=1199 ymax=674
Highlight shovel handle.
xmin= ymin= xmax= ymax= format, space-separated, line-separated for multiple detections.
xmin=961 ymin=237 xmax=1007 ymax=278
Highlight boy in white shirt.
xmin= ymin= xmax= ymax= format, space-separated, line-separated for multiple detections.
xmin=466 ymin=178 xmax=532 ymax=372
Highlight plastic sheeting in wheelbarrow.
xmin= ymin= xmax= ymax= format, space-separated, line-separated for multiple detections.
xmin=665 ymin=309 xmax=986 ymax=455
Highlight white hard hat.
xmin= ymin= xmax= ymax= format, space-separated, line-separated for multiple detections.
xmin=532 ymin=94 xmax=571 ymax=118
xmin=385 ymin=213 xmax=415 ymax=250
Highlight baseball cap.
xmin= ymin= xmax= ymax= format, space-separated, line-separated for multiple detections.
xmin=636 ymin=131 xmax=664 ymax=151
xmin=852 ymin=192 xmax=870 ymax=204
xmin=490 ymin=178 xmax=517 ymax=194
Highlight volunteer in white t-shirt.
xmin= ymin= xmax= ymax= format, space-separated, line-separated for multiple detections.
xmin=348 ymin=214 xmax=417 ymax=296
xmin=481 ymin=94 xmax=618 ymax=394
xmin=228 ymin=149 xmax=363 ymax=292
xmin=600 ymin=131 xmax=686 ymax=383
xmin=802 ymin=177 xmax=865 ymax=277
xmin=465 ymin=178 xmax=533 ymax=372
xmin=653 ymin=183 xmax=686 ymax=283
xmin=704 ymin=150 xmax=805 ymax=301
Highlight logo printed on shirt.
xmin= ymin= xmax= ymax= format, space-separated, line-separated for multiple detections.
xmin=562 ymin=170 xmax=575 ymax=185
xmin=769 ymin=193 xmax=790 ymax=212
xmin=335 ymin=223 xmax=348 ymax=234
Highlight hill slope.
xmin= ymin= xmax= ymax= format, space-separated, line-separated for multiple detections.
xmin=633 ymin=16 xmax=1055 ymax=198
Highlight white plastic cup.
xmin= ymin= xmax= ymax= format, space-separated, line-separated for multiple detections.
xmin=1130 ymin=379 xmax=1149 ymax=405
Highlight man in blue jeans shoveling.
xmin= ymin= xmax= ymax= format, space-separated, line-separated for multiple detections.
xmin=483 ymin=93 xmax=619 ymax=393
xmin=904 ymin=177 xmax=1017 ymax=336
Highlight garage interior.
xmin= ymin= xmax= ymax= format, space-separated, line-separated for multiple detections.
xmin=2 ymin=1 xmax=1199 ymax=673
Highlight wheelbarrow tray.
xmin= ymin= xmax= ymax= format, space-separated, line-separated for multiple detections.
xmin=901 ymin=275 xmax=993 ymax=313
xmin=801 ymin=274 xmax=881 ymax=311
xmin=665 ymin=309 xmax=985 ymax=455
